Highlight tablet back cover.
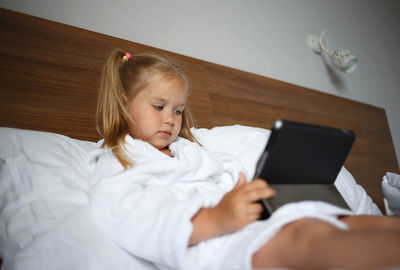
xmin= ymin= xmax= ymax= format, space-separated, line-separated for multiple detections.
xmin=254 ymin=119 xmax=355 ymax=184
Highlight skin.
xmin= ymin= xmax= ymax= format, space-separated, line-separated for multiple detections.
xmin=252 ymin=216 xmax=400 ymax=269
xmin=125 ymin=73 xmax=187 ymax=157
xmin=189 ymin=172 xmax=275 ymax=245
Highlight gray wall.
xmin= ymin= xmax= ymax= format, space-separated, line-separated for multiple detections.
xmin=1 ymin=0 xmax=399 ymax=166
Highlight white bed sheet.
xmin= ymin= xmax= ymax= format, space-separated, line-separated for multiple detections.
xmin=0 ymin=126 xmax=381 ymax=269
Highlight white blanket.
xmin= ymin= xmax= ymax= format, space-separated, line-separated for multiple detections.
xmin=0 ymin=126 xmax=381 ymax=270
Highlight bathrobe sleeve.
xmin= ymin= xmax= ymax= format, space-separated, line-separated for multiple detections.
xmin=89 ymin=152 xmax=216 ymax=270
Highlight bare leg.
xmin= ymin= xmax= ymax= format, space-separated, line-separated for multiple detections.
xmin=341 ymin=215 xmax=400 ymax=231
xmin=252 ymin=217 xmax=400 ymax=270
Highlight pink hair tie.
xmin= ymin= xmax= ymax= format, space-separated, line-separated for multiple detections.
xmin=122 ymin=52 xmax=131 ymax=62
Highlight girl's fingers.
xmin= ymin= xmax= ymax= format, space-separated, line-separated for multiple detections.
xmin=243 ymin=185 xmax=275 ymax=202
xmin=245 ymin=202 xmax=264 ymax=214
xmin=240 ymin=179 xmax=269 ymax=193
xmin=250 ymin=179 xmax=270 ymax=188
xmin=233 ymin=172 xmax=247 ymax=189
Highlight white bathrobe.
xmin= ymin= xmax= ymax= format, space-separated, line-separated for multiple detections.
xmin=89 ymin=135 xmax=352 ymax=270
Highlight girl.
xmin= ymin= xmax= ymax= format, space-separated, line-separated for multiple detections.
xmin=90 ymin=49 xmax=400 ymax=270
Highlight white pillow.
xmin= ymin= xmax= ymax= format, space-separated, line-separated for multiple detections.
xmin=0 ymin=127 xmax=96 ymax=257
xmin=382 ymin=172 xmax=400 ymax=216
xmin=191 ymin=125 xmax=270 ymax=178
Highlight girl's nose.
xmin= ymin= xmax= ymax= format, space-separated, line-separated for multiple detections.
xmin=163 ymin=111 xmax=175 ymax=125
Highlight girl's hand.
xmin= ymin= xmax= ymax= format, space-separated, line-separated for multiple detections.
xmin=189 ymin=172 xmax=275 ymax=246
xmin=211 ymin=172 xmax=275 ymax=235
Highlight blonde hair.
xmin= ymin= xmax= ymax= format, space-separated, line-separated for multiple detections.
xmin=96 ymin=49 xmax=199 ymax=169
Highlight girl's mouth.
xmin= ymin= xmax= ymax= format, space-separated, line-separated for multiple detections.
xmin=159 ymin=131 xmax=171 ymax=137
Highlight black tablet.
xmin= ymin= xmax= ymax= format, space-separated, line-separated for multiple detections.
xmin=253 ymin=119 xmax=355 ymax=219
xmin=254 ymin=119 xmax=355 ymax=184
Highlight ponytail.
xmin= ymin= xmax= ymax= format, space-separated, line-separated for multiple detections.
xmin=96 ymin=49 xmax=133 ymax=168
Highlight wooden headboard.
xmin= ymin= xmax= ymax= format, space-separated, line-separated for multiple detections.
xmin=0 ymin=8 xmax=398 ymax=213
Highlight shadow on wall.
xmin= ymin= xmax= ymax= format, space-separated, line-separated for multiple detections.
xmin=321 ymin=55 xmax=348 ymax=93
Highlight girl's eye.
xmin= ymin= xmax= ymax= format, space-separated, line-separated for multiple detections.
xmin=153 ymin=105 xmax=164 ymax=111
xmin=173 ymin=109 xmax=183 ymax=115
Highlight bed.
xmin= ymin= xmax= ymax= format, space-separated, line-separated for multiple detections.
xmin=0 ymin=7 xmax=399 ymax=269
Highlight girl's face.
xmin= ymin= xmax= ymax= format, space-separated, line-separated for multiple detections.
xmin=125 ymin=74 xmax=188 ymax=153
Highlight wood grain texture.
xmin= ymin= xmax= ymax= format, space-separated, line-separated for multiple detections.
xmin=0 ymin=8 xmax=398 ymax=216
